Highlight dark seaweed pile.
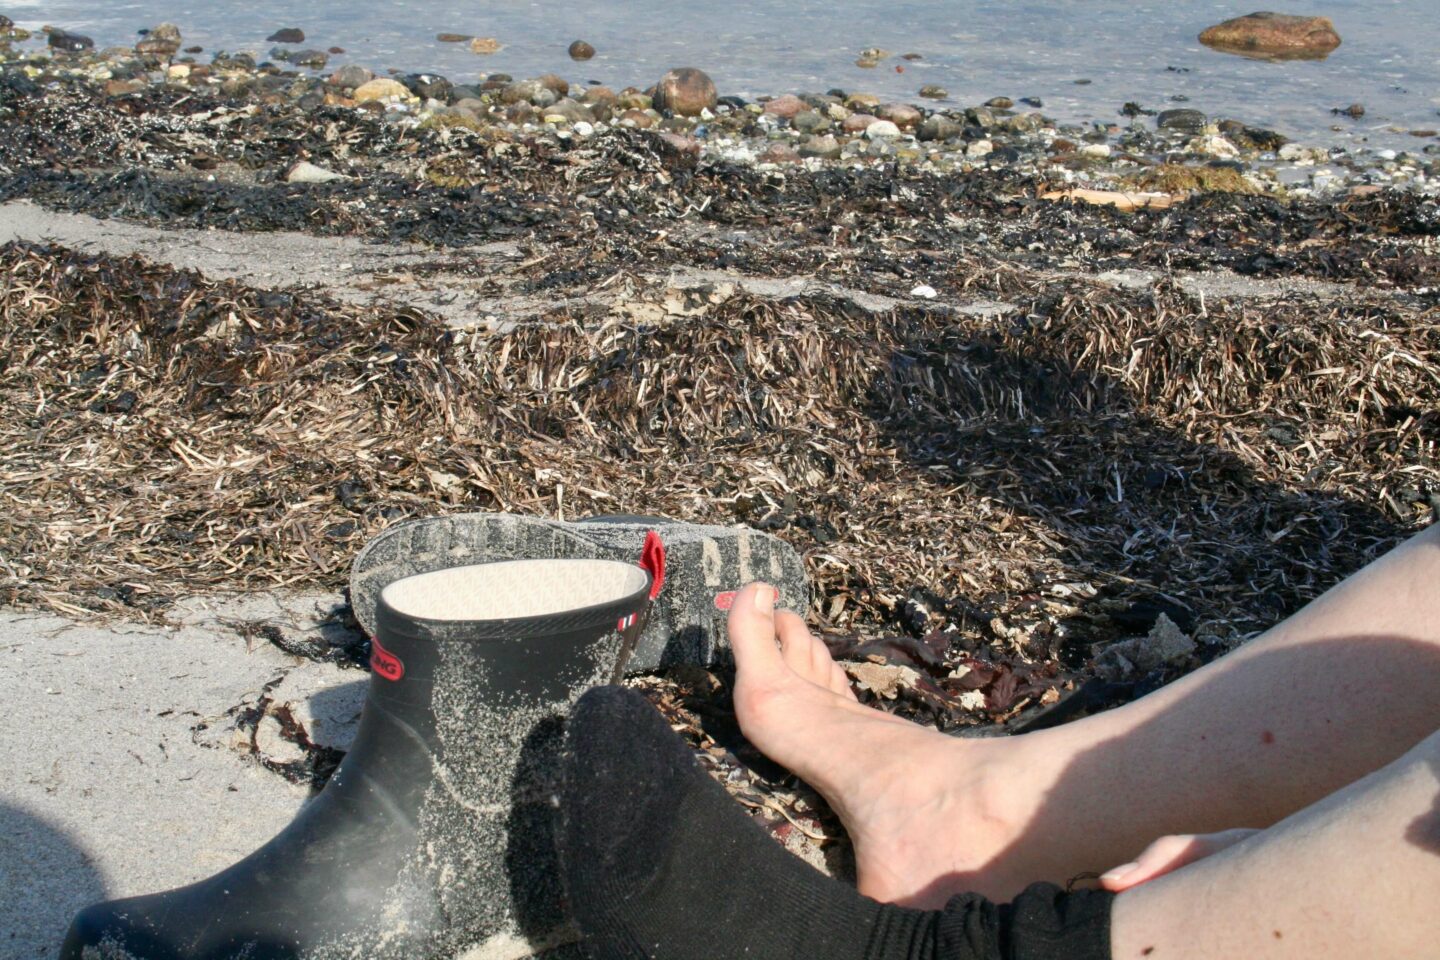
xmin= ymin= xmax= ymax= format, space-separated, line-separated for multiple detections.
xmin=2 ymin=72 xmax=1438 ymax=300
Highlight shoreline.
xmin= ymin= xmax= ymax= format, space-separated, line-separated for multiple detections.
xmin=2 ymin=19 xmax=1437 ymax=201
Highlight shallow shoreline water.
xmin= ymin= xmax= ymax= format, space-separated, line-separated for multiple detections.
xmin=6 ymin=0 xmax=1440 ymax=150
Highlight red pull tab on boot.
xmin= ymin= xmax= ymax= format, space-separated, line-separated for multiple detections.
xmin=640 ymin=530 xmax=666 ymax=599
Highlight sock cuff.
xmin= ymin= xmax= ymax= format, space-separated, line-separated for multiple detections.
xmin=994 ymin=883 xmax=1114 ymax=960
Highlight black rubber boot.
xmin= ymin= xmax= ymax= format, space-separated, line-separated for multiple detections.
xmin=348 ymin=513 xmax=809 ymax=673
xmin=62 ymin=558 xmax=654 ymax=960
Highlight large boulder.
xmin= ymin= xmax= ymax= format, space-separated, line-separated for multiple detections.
xmin=652 ymin=67 xmax=717 ymax=117
xmin=1199 ymin=12 xmax=1341 ymax=58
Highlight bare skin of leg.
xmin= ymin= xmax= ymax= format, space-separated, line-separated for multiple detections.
xmin=728 ymin=522 xmax=1440 ymax=906
xmin=1109 ymin=725 xmax=1440 ymax=959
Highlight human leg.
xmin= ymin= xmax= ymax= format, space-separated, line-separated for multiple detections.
xmin=1109 ymin=724 xmax=1440 ymax=959
xmin=728 ymin=523 xmax=1440 ymax=904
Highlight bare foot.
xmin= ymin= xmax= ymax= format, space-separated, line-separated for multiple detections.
xmin=728 ymin=582 xmax=1073 ymax=906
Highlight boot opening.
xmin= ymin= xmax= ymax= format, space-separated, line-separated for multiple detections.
xmin=380 ymin=559 xmax=649 ymax=622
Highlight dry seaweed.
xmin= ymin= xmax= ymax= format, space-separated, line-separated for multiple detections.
xmin=2 ymin=240 xmax=1433 ymax=662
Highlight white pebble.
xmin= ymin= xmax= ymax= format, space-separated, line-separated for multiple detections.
xmin=910 ymin=284 xmax=938 ymax=299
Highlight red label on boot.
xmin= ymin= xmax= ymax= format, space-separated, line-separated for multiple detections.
xmin=370 ymin=637 xmax=404 ymax=681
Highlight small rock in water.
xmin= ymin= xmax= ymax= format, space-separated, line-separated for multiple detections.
xmin=136 ymin=36 xmax=180 ymax=58
xmin=150 ymin=22 xmax=181 ymax=42
xmin=1021 ymin=96 xmax=1043 ymax=108
xmin=1157 ymin=108 xmax=1208 ymax=134
xmin=470 ymin=37 xmax=502 ymax=54
xmin=855 ymin=57 xmax=879 ymax=69
xmin=1198 ymin=12 xmax=1341 ymax=58
xmin=286 ymin=161 xmax=348 ymax=183
xmin=292 ymin=50 xmax=329 ymax=69
xmin=0 ymin=16 xmax=13 ymax=32
xmin=901 ymin=52 xmax=923 ymax=60
xmin=918 ymin=84 xmax=947 ymax=100
xmin=1337 ymin=102 xmax=1365 ymax=118
xmin=568 ymin=40 xmax=595 ymax=61
xmin=436 ymin=33 xmax=471 ymax=43
xmin=859 ymin=47 xmax=891 ymax=60
xmin=47 ymin=29 xmax=95 ymax=52
xmin=985 ymin=96 xmax=1014 ymax=109
xmin=653 ymin=67 xmax=717 ymax=117
xmin=267 ymin=28 xmax=305 ymax=44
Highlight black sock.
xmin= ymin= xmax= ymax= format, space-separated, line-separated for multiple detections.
xmin=557 ymin=686 xmax=1114 ymax=960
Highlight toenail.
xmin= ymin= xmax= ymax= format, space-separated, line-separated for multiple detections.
xmin=754 ymin=585 xmax=776 ymax=614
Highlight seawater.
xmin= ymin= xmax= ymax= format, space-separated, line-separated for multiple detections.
xmin=7 ymin=0 xmax=1439 ymax=150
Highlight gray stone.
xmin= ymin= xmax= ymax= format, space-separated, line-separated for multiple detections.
xmin=1157 ymin=108 xmax=1208 ymax=134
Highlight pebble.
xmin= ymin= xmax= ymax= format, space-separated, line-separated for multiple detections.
xmin=794 ymin=111 xmax=827 ymax=133
xmin=0 ymin=16 xmax=12 ymax=32
xmin=1079 ymin=143 xmax=1111 ymax=158
xmin=104 ymin=78 xmax=147 ymax=97
xmin=759 ymin=143 xmax=803 ymax=164
xmin=47 ymin=29 xmax=95 ymax=52
xmin=402 ymin=73 xmax=452 ymax=101
xmin=330 ymin=64 xmax=374 ymax=88
xmin=918 ymin=116 xmax=962 ymax=141
xmin=470 ymin=37 xmax=502 ymax=54
xmin=1338 ymin=103 xmax=1365 ymax=118
xmin=798 ymin=134 xmax=842 ymax=160
xmin=537 ymin=73 xmax=570 ymax=98
xmin=842 ymin=113 xmax=878 ymax=134
xmin=619 ymin=109 xmax=655 ymax=129
xmin=657 ymin=132 xmax=701 ymax=158
xmin=286 ymin=161 xmax=347 ymax=183
xmin=266 ymin=28 xmax=304 ymax=44
xmin=1157 ymin=108 xmax=1208 ymax=134
xmin=291 ymin=50 xmax=329 ymax=69
xmin=436 ymin=33 xmax=471 ymax=43
xmin=910 ymin=284 xmax=938 ymax=298
xmin=985 ymin=96 xmax=1014 ymax=109
xmin=966 ymin=139 xmax=994 ymax=158
xmin=864 ymin=119 xmax=901 ymax=139
xmin=352 ymin=78 xmax=413 ymax=103
xmin=1191 ymin=135 xmax=1239 ymax=159
xmin=568 ymin=40 xmax=595 ymax=61
xmin=877 ymin=102 xmax=922 ymax=128
xmin=918 ymin=85 xmax=947 ymax=100
xmin=653 ymin=67 xmax=717 ymax=117
xmin=573 ymin=120 xmax=594 ymax=137
xmin=136 ymin=36 xmax=180 ymax=58
xmin=763 ymin=94 xmax=807 ymax=119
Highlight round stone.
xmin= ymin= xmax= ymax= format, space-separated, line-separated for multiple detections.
xmin=568 ymin=40 xmax=595 ymax=61
xmin=652 ymin=67 xmax=718 ymax=117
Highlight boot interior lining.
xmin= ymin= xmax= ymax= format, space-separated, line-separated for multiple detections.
xmin=381 ymin=559 xmax=648 ymax=622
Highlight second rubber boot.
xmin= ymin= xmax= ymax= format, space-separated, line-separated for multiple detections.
xmin=61 ymin=557 xmax=655 ymax=960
